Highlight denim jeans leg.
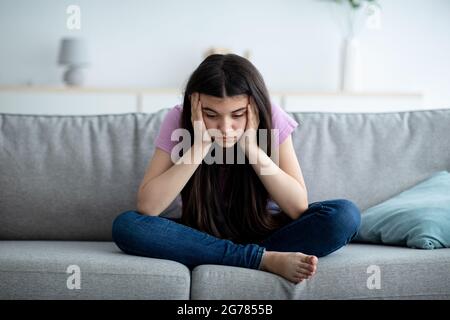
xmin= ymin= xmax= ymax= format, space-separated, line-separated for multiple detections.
xmin=112 ymin=210 xmax=265 ymax=269
xmin=260 ymin=199 xmax=361 ymax=257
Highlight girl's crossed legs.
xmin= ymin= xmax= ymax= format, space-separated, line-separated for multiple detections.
xmin=112 ymin=199 xmax=361 ymax=283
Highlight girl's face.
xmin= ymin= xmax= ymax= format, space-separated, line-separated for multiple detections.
xmin=199 ymin=94 xmax=249 ymax=148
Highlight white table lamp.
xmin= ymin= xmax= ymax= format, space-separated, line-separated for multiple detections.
xmin=58 ymin=37 xmax=90 ymax=86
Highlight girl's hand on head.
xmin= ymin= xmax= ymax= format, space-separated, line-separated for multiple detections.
xmin=238 ymin=96 xmax=260 ymax=152
xmin=246 ymin=96 xmax=260 ymax=131
xmin=190 ymin=92 xmax=212 ymax=146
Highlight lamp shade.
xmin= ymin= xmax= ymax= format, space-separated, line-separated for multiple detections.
xmin=58 ymin=37 xmax=90 ymax=66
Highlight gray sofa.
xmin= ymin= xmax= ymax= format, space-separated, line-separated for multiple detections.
xmin=1 ymin=108 xmax=450 ymax=300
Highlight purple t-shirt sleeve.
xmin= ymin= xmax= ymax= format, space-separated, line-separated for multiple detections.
xmin=271 ymin=102 xmax=299 ymax=146
xmin=155 ymin=104 xmax=183 ymax=154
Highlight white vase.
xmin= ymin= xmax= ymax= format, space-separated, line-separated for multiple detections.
xmin=341 ymin=36 xmax=361 ymax=92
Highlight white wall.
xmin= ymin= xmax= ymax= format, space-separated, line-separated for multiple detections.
xmin=1 ymin=0 xmax=449 ymax=108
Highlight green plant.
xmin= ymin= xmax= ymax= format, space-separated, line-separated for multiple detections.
xmin=326 ymin=0 xmax=382 ymax=37
xmin=334 ymin=0 xmax=379 ymax=10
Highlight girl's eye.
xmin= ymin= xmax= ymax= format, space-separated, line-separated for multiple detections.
xmin=205 ymin=114 xmax=244 ymax=119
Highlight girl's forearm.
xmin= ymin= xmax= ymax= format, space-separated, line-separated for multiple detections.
xmin=247 ymin=146 xmax=308 ymax=220
xmin=137 ymin=142 xmax=212 ymax=216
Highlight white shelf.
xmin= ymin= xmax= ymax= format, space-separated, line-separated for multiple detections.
xmin=0 ymin=86 xmax=425 ymax=115
xmin=282 ymin=92 xmax=424 ymax=113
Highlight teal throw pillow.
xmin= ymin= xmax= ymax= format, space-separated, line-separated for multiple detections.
xmin=354 ymin=171 xmax=450 ymax=249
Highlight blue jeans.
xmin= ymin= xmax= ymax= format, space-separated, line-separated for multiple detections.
xmin=112 ymin=199 xmax=361 ymax=270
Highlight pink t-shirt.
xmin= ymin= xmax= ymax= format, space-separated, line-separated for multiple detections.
xmin=155 ymin=102 xmax=298 ymax=154
xmin=154 ymin=102 xmax=298 ymax=212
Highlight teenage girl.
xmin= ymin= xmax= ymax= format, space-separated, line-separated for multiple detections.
xmin=112 ymin=54 xmax=361 ymax=283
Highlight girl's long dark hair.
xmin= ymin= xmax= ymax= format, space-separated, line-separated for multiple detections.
xmin=180 ymin=54 xmax=291 ymax=244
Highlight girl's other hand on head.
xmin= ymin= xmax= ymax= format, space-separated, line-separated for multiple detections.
xmin=190 ymin=92 xmax=212 ymax=145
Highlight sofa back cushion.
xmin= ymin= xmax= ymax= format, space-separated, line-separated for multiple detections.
xmin=0 ymin=112 xmax=174 ymax=240
xmin=290 ymin=109 xmax=450 ymax=212
xmin=1 ymin=108 xmax=450 ymax=240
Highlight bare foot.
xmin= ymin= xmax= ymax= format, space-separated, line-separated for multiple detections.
xmin=260 ymin=251 xmax=318 ymax=284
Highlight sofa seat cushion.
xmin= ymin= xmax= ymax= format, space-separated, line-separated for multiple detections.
xmin=191 ymin=244 xmax=450 ymax=300
xmin=0 ymin=241 xmax=190 ymax=299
